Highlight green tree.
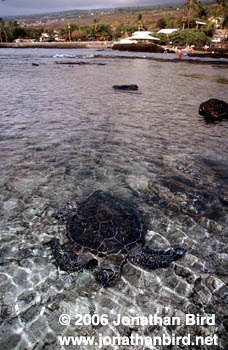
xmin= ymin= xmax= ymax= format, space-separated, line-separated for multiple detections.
xmin=176 ymin=17 xmax=185 ymax=29
xmin=166 ymin=15 xmax=175 ymax=28
xmin=13 ymin=26 xmax=26 ymax=39
xmin=154 ymin=29 xmax=210 ymax=46
xmin=125 ymin=25 xmax=138 ymax=34
xmin=80 ymin=25 xmax=93 ymax=40
xmin=27 ymin=28 xmax=43 ymax=40
xmin=152 ymin=33 xmax=168 ymax=45
xmin=71 ymin=29 xmax=84 ymax=41
xmin=98 ymin=24 xmax=112 ymax=40
xmin=204 ymin=21 xmax=215 ymax=37
xmin=112 ymin=23 xmax=126 ymax=40
xmin=171 ymin=29 xmax=209 ymax=46
xmin=156 ymin=17 xmax=167 ymax=29
xmin=61 ymin=23 xmax=78 ymax=40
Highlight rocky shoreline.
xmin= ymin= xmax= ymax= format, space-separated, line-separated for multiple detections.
xmin=188 ymin=51 xmax=228 ymax=59
xmin=93 ymin=54 xmax=228 ymax=66
xmin=1 ymin=42 xmax=228 ymax=66
xmin=112 ymin=42 xmax=166 ymax=53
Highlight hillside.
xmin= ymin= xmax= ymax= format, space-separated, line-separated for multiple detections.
xmin=4 ymin=1 xmax=216 ymax=30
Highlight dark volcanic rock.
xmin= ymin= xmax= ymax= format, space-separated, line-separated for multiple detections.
xmin=112 ymin=84 xmax=138 ymax=91
xmin=55 ymin=61 xmax=106 ymax=66
xmin=55 ymin=61 xmax=89 ymax=65
xmin=112 ymin=43 xmax=165 ymax=53
xmin=199 ymin=99 xmax=228 ymax=120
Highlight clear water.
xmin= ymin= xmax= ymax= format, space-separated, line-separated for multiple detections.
xmin=0 ymin=48 xmax=228 ymax=349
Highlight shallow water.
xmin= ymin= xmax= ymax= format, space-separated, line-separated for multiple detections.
xmin=0 ymin=48 xmax=228 ymax=349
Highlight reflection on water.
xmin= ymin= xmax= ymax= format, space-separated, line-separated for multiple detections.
xmin=0 ymin=48 xmax=228 ymax=349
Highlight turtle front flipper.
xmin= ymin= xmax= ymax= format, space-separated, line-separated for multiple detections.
xmin=129 ymin=244 xmax=186 ymax=270
xmin=50 ymin=239 xmax=85 ymax=272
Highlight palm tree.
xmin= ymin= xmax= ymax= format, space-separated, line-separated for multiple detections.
xmin=216 ymin=0 xmax=228 ymax=28
xmin=0 ymin=18 xmax=4 ymax=42
xmin=93 ymin=19 xmax=99 ymax=36
xmin=194 ymin=1 xmax=207 ymax=19
xmin=216 ymin=0 xmax=226 ymax=9
xmin=186 ymin=0 xmax=196 ymax=29
xmin=137 ymin=13 xmax=144 ymax=31
xmin=186 ymin=1 xmax=207 ymax=28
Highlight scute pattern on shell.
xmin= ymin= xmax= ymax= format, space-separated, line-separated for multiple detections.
xmin=66 ymin=190 xmax=143 ymax=254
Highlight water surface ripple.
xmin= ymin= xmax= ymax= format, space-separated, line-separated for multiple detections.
xmin=0 ymin=48 xmax=228 ymax=350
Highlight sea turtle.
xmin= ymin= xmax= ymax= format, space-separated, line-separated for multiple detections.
xmin=50 ymin=190 xmax=186 ymax=287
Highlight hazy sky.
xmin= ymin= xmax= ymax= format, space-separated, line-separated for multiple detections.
xmin=0 ymin=0 xmax=184 ymax=17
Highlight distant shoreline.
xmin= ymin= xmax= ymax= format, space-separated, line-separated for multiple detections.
xmin=0 ymin=41 xmax=113 ymax=49
xmin=1 ymin=42 xmax=228 ymax=65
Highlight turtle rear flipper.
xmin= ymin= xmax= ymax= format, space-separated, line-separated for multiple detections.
xmin=129 ymin=245 xmax=186 ymax=269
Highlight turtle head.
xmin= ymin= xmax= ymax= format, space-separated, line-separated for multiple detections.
xmin=96 ymin=269 xmax=116 ymax=288
xmin=172 ymin=247 xmax=187 ymax=260
xmin=54 ymin=201 xmax=78 ymax=222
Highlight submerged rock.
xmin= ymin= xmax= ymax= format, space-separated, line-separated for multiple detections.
xmin=199 ymin=98 xmax=228 ymax=120
xmin=0 ymin=333 xmax=21 ymax=350
xmin=112 ymin=84 xmax=138 ymax=91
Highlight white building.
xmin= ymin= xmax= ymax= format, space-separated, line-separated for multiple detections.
xmin=40 ymin=33 xmax=51 ymax=42
xmin=120 ymin=31 xmax=160 ymax=44
xmin=157 ymin=29 xmax=178 ymax=35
